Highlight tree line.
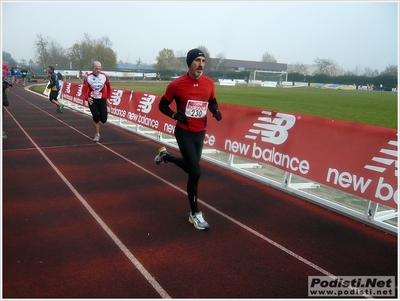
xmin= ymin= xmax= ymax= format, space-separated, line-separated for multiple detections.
xmin=2 ymin=33 xmax=397 ymax=90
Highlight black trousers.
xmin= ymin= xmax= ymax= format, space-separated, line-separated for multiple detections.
xmin=167 ymin=126 xmax=206 ymax=213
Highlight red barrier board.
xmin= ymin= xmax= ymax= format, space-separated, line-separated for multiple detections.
xmin=62 ymin=82 xmax=398 ymax=209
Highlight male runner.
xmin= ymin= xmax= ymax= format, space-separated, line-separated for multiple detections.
xmin=154 ymin=48 xmax=222 ymax=230
xmin=82 ymin=61 xmax=112 ymax=142
xmin=47 ymin=66 xmax=63 ymax=113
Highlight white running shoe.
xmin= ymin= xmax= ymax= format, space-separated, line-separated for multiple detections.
xmin=189 ymin=211 xmax=210 ymax=230
xmin=154 ymin=146 xmax=169 ymax=165
xmin=93 ymin=133 xmax=100 ymax=142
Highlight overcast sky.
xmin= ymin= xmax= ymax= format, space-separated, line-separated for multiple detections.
xmin=1 ymin=1 xmax=398 ymax=72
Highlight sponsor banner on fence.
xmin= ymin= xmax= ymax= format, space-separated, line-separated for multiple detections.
xmin=62 ymin=82 xmax=398 ymax=208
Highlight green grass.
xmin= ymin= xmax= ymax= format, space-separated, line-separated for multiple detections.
xmin=215 ymin=85 xmax=398 ymax=129
xmin=30 ymin=81 xmax=398 ymax=129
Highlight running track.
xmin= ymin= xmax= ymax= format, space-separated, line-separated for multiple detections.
xmin=2 ymin=83 xmax=397 ymax=298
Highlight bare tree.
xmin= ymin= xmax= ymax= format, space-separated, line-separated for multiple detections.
xmin=175 ymin=49 xmax=187 ymax=58
xmin=215 ymin=52 xmax=226 ymax=71
xmin=34 ymin=34 xmax=50 ymax=70
xmin=28 ymin=59 xmax=36 ymax=68
xmin=47 ymin=40 xmax=70 ymax=69
xmin=262 ymin=51 xmax=277 ymax=63
xmin=288 ymin=62 xmax=308 ymax=74
xmin=363 ymin=66 xmax=379 ymax=77
xmin=313 ymin=57 xmax=337 ymax=76
xmin=381 ymin=64 xmax=398 ymax=76
xmin=34 ymin=34 xmax=80 ymax=70
xmin=352 ymin=64 xmax=362 ymax=76
xmin=97 ymin=35 xmax=113 ymax=48
xmin=20 ymin=59 xmax=27 ymax=67
xmin=196 ymin=45 xmax=210 ymax=59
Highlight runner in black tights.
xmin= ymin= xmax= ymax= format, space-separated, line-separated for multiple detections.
xmin=154 ymin=48 xmax=222 ymax=230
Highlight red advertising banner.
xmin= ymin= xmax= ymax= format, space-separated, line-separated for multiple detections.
xmin=62 ymin=82 xmax=398 ymax=209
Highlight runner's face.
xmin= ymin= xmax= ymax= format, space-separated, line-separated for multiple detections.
xmin=188 ymin=56 xmax=205 ymax=79
xmin=92 ymin=64 xmax=102 ymax=76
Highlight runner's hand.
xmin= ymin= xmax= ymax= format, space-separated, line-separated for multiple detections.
xmin=213 ymin=110 xmax=222 ymax=121
xmin=173 ymin=111 xmax=189 ymax=125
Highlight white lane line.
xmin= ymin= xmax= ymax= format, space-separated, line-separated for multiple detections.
xmin=4 ymin=107 xmax=171 ymax=299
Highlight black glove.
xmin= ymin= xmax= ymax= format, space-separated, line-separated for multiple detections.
xmin=173 ymin=110 xmax=189 ymax=126
xmin=213 ymin=110 xmax=222 ymax=121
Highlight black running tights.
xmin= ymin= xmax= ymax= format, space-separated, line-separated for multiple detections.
xmin=167 ymin=126 xmax=206 ymax=213
xmin=89 ymin=98 xmax=108 ymax=123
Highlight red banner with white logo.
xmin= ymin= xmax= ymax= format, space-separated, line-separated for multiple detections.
xmin=62 ymin=82 xmax=398 ymax=209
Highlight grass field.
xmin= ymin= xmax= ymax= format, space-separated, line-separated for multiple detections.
xmin=31 ymin=81 xmax=398 ymax=129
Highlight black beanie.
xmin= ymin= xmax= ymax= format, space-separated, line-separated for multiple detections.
xmin=186 ymin=48 xmax=205 ymax=66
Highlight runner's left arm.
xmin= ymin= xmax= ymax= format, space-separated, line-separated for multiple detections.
xmin=208 ymin=98 xmax=222 ymax=121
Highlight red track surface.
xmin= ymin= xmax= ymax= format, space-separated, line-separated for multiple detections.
xmin=2 ymin=83 xmax=397 ymax=298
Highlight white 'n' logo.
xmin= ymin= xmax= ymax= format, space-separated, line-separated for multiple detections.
xmin=65 ymin=82 xmax=71 ymax=94
xmin=76 ymin=84 xmax=83 ymax=96
xmin=245 ymin=111 xmax=296 ymax=145
xmin=138 ymin=94 xmax=156 ymax=113
xmin=110 ymin=89 xmax=123 ymax=105
xmin=364 ymin=139 xmax=398 ymax=177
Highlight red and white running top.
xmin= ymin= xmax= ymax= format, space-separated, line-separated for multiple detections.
xmin=83 ymin=71 xmax=111 ymax=100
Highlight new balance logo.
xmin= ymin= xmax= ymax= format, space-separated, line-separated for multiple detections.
xmin=137 ymin=94 xmax=156 ymax=113
xmin=110 ymin=89 xmax=123 ymax=106
xmin=245 ymin=111 xmax=296 ymax=145
xmin=364 ymin=140 xmax=398 ymax=177
xmin=76 ymin=84 xmax=83 ymax=96
xmin=65 ymin=82 xmax=71 ymax=94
